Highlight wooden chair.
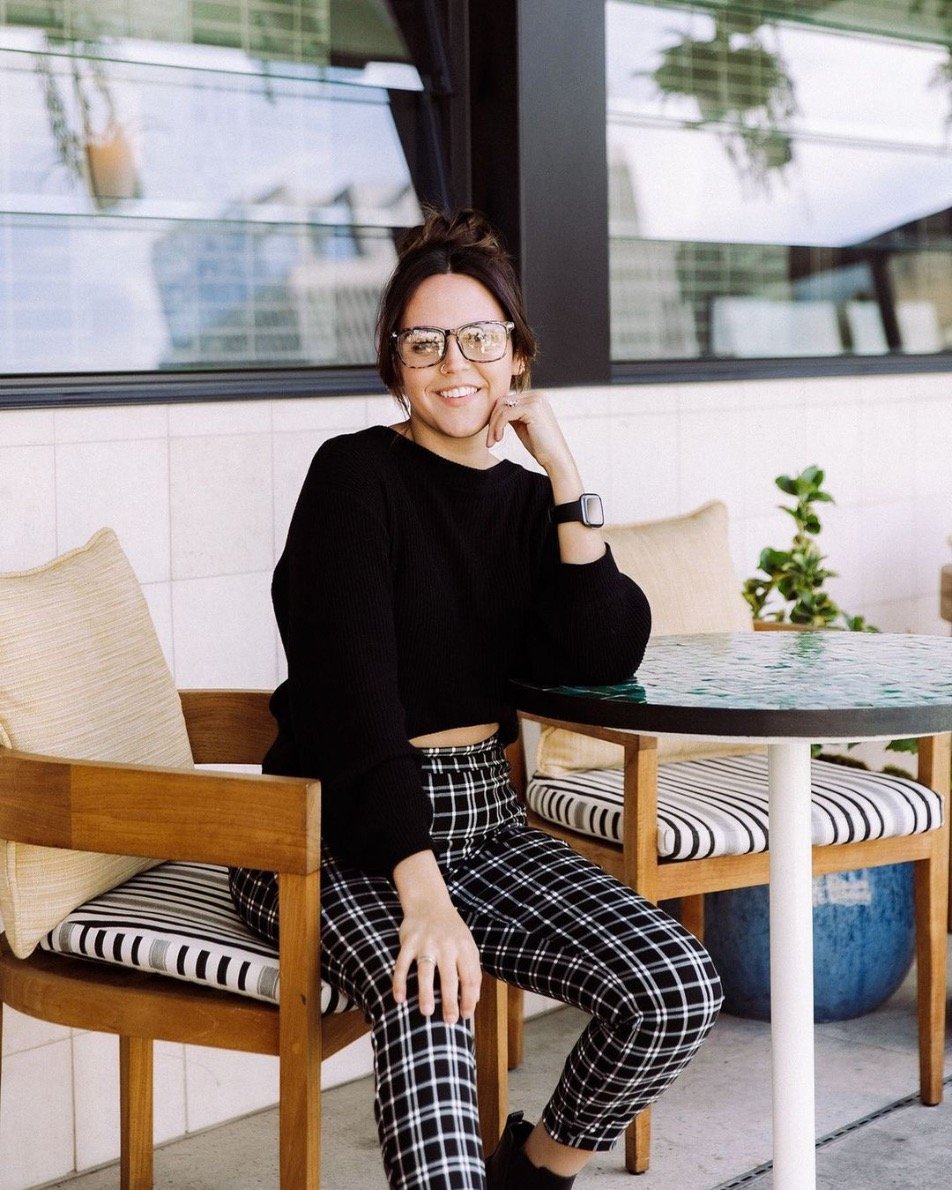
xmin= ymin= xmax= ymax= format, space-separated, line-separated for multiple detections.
xmin=0 ymin=530 xmax=506 ymax=1188
xmin=504 ymin=503 xmax=950 ymax=1175
xmin=0 ymin=688 xmax=508 ymax=1188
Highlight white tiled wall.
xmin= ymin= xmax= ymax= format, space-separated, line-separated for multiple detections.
xmin=1 ymin=369 xmax=951 ymax=1187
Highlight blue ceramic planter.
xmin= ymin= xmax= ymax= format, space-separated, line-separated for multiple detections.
xmin=702 ymin=863 xmax=915 ymax=1023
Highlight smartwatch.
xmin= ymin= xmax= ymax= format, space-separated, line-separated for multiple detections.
xmin=550 ymin=493 xmax=605 ymax=528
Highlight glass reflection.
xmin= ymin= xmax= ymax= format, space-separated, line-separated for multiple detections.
xmin=0 ymin=2 xmax=423 ymax=373
xmin=607 ymin=1 xmax=952 ymax=361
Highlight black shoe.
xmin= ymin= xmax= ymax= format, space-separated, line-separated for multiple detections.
xmin=485 ymin=1111 xmax=576 ymax=1189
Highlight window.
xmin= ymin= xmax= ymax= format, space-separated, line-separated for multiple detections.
xmin=0 ymin=1 xmax=446 ymax=379
xmin=3 ymin=0 xmax=951 ymax=402
xmin=606 ymin=1 xmax=952 ymax=362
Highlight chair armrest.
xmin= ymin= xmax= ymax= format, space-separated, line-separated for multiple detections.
xmin=178 ymin=689 xmax=276 ymax=765
xmin=0 ymin=749 xmax=320 ymax=874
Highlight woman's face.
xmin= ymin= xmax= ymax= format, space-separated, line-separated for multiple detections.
xmin=395 ymin=272 xmax=524 ymax=461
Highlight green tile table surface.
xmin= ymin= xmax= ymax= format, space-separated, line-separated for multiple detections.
xmin=512 ymin=631 xmax=952 ymax=742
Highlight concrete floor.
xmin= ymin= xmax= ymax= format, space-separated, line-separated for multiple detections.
xmin=49 ymin=959 xmax=952 ymax=1189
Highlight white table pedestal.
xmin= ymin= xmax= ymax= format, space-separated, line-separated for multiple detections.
xmin=768 ymin=741 xmax=817 ymax=1189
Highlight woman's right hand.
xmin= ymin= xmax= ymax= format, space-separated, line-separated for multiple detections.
xmin=391 ymin=850 xmax=482 ymax=1024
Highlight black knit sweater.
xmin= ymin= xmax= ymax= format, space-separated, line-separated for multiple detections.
xmin=264 ymin=425 xmax=651 ymax=873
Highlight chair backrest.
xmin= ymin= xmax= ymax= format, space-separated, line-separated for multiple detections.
xmin=535 ymin=500 xmax=755 ymax=777
xmin=0 ymin=530 xmax=193 ymax=958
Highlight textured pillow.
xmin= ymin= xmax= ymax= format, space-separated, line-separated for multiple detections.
xmin=535 ymin=501 xmax=756 ymax=776
xmin=0 ymin=529 xmax=193 ymax=958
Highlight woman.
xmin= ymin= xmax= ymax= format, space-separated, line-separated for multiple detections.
xmin=230 ymin=209 xmax=722 ymax=1189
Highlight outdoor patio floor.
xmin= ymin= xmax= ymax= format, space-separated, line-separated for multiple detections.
xmin=49 ymin=953 xmax=952 ymax=1189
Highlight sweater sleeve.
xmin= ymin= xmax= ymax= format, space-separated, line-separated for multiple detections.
xmin=275 ymin=462 xmax=432 ymax=875
xmin=520 ymin=540 xmax=652 ymax=687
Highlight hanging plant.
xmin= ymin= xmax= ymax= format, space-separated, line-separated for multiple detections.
xmin=650 ymin=15 xmax=797 ymax=189
xmin=34 ymin=36 xmax=141 ymax=209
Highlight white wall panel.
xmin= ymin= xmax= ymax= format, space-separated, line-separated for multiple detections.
xmin=2 ymin=370 xmax=951 ymax=1186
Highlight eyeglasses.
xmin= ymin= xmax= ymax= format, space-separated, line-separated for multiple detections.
xmin=391 ymin=320 xmax=515 ymax=368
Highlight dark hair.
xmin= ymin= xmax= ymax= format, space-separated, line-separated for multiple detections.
xmin=376 ymin=208 xmax=538 ymax=404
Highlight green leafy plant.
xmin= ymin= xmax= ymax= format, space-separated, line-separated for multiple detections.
xmin=742 ymin=465 xmax=875 ymax=628
xmin=744 ymin=465 xmax=916 ymax=760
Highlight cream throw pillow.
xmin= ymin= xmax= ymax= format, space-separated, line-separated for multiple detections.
xmin=536 ymin=501 xmax=756 ymax=776
xmin=0 ymin=529 xmax=193 ymax=958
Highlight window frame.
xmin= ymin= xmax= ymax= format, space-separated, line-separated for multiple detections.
xmin=0 ymin=0 xmax=470 ymax=409
xmin=518 ymin=0 xmax=952 ymax=387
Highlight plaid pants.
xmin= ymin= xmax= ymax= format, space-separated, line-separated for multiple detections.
xmin=230 ymin=737 xmax=722 ymax=1189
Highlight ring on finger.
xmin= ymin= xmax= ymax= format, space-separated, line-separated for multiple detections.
xmin=504 ymin=398 xmax=518 ymax=408
xmin=418 ymin=954 xmax=436 ymax=965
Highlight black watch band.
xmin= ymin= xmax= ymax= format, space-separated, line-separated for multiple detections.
xmin=550 ymin=493 xmax=605 ymax=528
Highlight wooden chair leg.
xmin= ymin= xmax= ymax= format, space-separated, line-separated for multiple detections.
xmin=119 ymin=1035 xmax=153 ymax=1190
xmin=914 ymin=732 xmax=950 ymax=1106
xmin=279 ymin=872 xmax=322 ymax=1190
xmin=476 ymin=973 xmax=509 ymax=1153
xmin=507 ymin=984 xmax=525 ymax=1070
xmin=914 ymin=850 xmax=949 ymax=1105
xmin=679 ymin=894 xmax=705 ymax=940
xmin=625 ymin=1108 xmax=651 ymax=1174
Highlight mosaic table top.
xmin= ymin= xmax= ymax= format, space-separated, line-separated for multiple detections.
xmin=512 ymin=631 xmax=952 ymax=741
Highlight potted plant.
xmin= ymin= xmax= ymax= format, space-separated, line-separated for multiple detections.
xmin=704 ymin=463 xmax=924 ymax=1023
xmin=743 ymin=464 xmax=915 ymax=762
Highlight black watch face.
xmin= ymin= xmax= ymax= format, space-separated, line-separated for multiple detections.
xmin=581 ymin=493 xmax=605 ymax=527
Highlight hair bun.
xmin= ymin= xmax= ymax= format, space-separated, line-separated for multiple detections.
xmin=397 ymin=207 xmax=505 ymax=260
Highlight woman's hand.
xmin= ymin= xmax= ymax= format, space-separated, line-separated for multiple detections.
xmin=488 ymin=390 xmax=606 ymax=565
xmin=392 ymin=851 xmax=482 ymax=1023
xmin=486 ymin=390 xmax=577 ymax=482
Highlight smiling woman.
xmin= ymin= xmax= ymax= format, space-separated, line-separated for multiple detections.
xmin=224 ymin=208 xmax=722 ymax=1189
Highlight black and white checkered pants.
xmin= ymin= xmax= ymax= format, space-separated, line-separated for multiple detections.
xmin=229 ymin=736 xmax=722 ymax=1189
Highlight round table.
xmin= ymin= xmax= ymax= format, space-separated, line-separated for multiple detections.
xmin=511 ymin=630 xmax=952 ymax=1190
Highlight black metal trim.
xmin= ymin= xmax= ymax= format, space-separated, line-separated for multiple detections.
xmin=388 ymin=0 xmax=470 ymax=210
xmin=510 ymin=681 xmax=952 ymax=742
xmin=0 ymin=367 xmax=387 ymax=410
xmin=515 ymin=0 xmax=611 ymax=387
xmin=611 ymin=352 xmax=952 ymax=386
xmin=470 ymin=0 xmax=611 ymax=389
xmin=5 ymin=349 xmax=950 ymax=410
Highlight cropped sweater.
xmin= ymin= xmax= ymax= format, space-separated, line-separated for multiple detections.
xmin=264 ymin=424 xmax=652 ymax=874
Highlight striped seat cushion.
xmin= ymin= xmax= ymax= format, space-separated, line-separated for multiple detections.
xmin=38 ymin=860 xmax=355 ymax=1013
xmin=526 ymin=752 xmax=943 ymax=861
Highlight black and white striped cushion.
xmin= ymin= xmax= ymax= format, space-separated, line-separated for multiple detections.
xmin=39 ymin=861 xmax=355 ymax=1013
xmin=527 ymin=752 xmax=943 ymax=862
